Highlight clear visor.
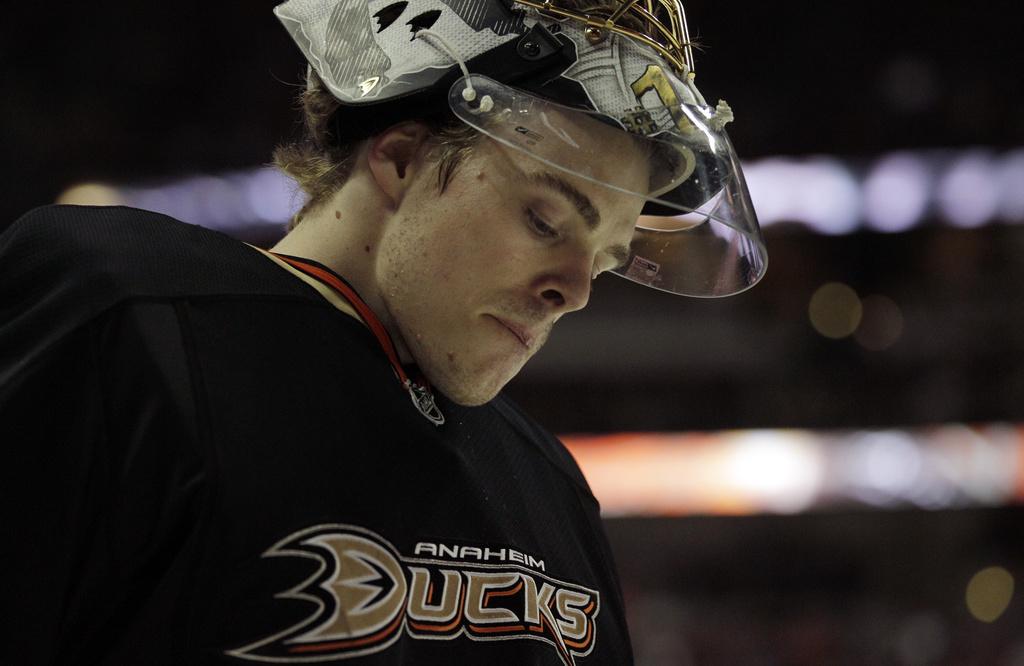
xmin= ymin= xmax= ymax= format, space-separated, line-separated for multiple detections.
xmin=449 ymin=74 xmax=767 ymax=297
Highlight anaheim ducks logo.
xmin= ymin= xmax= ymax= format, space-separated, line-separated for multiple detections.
xmin=227 ymin=524 xmax=600 ymax=664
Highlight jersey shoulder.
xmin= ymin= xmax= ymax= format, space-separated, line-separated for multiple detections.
xmin=488 ymin=393 xmax=598 ymax=503
xmin=1 ymin=205 xmax=318 ymax=382
xmin=3 ymin=204 xmax=308 ymax=304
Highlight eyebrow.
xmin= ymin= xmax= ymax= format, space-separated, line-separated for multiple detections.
xmin=527 ymin=170 xmax=633 ymax=270
xmin=528 ymin=171 xmax=601 ymax=230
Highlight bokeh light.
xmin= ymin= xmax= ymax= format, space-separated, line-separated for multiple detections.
xmin=723 ymin=430 xmax=823 ymax=514
xmin=809 ymin=282 xmax=862 ymax=339
xmin=894 ymin=612 xmax=948 ymax=665
xmin=246 ymin=167 xmax=300 ymax=224
xmin=55 ymin=182 xmax=124 ymax=206
xmin=965 ymin=566 xmax=1015 ymax=623
xmin=938 ymin=151 xmax=1000 ymax=229
xmin=863 ymin=153 xmax=931 ymax=233
xmin=997 ymin=149 xmax=1024 ymax=222
xmin=564 ymin=423 xmax=1024 ymax=516
xmin=52 ymin=147 xmax=1024 ymax=236
xmin=743 ymin=157 xmax=861 ymax=234
xmin=854 ymin=294 xmax=904 ymax=350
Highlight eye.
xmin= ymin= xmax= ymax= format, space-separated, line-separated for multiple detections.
xmin=524 ymin=208 xmax=559 ymax=239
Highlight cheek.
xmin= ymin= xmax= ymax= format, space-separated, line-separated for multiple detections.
xmin=381 ymin=177 xmax=537 ymax=299
xmin=376 ymin=212 xmax=483 ymax=307
xmin=433 ymin=219 xmax=525 ymax=286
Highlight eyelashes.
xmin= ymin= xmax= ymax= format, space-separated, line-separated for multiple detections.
xmin=524 ymin=208 xmax=614 ymax=280
xmin=525 ymin=208 xmax=559 ymax=239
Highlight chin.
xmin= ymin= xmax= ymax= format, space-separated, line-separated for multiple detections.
xmin=432 ymin=367 xmax=517 ymax=407
xmin=438 ymin=380 xmax=503 ymax=407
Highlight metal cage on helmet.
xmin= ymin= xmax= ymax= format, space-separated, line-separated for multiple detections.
xmin=513 ymin=0 xmax=696 ymax=77
xmin=274 ymin=0 xmax=767 ymax=296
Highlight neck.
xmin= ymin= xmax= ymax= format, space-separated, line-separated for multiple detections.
xmin=270 ymin=175 xmax=415 ymax=364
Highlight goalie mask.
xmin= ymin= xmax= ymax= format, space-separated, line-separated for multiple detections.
xmin=275 ymin=0 xmax=767 ymax=297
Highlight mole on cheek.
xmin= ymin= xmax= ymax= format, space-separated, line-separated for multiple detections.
xmin=364 ymin=245 xmax=371 ymax=253
xmin=335 ymin=211 xmax=341 ymax=219
xmin=447 ymin=352 xmax=455 ymax=364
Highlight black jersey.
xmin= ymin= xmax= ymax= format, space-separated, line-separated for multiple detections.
xmin=0 ymin=205 xmax=633 ymax=665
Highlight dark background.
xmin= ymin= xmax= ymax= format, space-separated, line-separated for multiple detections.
xmin=3 ymin=2 xmax=1021 ymax=216
xmin=3 ymin=1 xmax=1023 ymax=663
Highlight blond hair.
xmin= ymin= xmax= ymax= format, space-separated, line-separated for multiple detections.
xmin=272 ymin=71 xmax=479 ymax=231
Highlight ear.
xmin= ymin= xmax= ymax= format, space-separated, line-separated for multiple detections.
xmin=366 ymin=121 xmax=431 ymax=208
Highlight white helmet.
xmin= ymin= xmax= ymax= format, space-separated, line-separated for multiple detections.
xmin=275 ymin=0 xmax=767 ymax=296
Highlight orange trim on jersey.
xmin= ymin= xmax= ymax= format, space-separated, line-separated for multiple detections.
xmin=563 ymin=617 xmax=594 ymax=650
xmin=468 ymin=623 xmax=527 ymax=634
xmin=539 ymin=611 xmax=574 ymax=665
xmin=408 ymin=585 xmax=465 ymax=633
xmin=560 ymin=598 xmax=597 ymax=650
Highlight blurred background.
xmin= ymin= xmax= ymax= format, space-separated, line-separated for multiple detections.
xmin=3 ymin=1 xmax=1022 ymax=663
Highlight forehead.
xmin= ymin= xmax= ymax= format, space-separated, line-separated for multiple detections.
xmin=476 ymin=112 xmax=650 ymax=229
xmin=522 ymin=108 xmax=652 ymax=192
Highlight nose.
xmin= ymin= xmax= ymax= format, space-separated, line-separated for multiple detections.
xmin=533 ymin=250 xmax=593 ymax=314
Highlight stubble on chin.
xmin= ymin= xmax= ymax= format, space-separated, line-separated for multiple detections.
xmin=425 ymin=346 xmax=513 ymax=407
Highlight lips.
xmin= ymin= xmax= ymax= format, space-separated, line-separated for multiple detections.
xmin=489 ymin=315 xmax=535 ymax=349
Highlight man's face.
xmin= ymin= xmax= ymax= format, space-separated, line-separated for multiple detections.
xmin=374 ymin=125 xmax=649 ymax=406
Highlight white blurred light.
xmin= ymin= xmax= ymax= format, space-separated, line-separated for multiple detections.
xmin=938 ymin=151 xmax=1000 ymax=229
xmin=120 ymin=167 xmax=300 ymax=230
xmin=92 ymin=146 xmax=1024 ymax=234
xmin=742 ymin=158 xmax=796 ymax=226
xmin=124 ymin=187 xmax=174 ymax=220
xmin=909 ymin=478 xmax=958 ymax=511
xmin=724 ymin=431 xmax=823 ymax=513
xmin=866 ymin=432 xmax=922 ymax=492
xmin=188 ymin=175 xmax=239 ymax=227
xmin=796 ymin=157 xmax=862 ymax=235
xmin=165 ymin=182 xmax=206 ymax=225
xmin=960 ymin=430 xmax=1019 ymax=505
xmin=863 ymin=153 xmax=931 ymax=233
xmin=225 ymin=171 xmax=259 ymax=222
xmin=997 ymin=149 xmax=1024 ymax=222
xmin=744 ymin=157 xmax=860 ymax=234
xmin=245 ymin=167 xmax=300 ymax=224
xmin=564 ymin=422 xmax=1024 ymax=516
